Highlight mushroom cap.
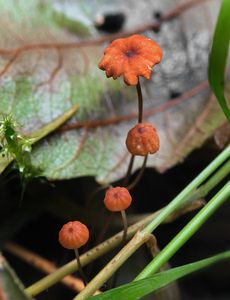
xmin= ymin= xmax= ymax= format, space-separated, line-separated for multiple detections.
xmin=98 ymin=34 xmax=163 ymax=86
xmin=104 ymin=187 xmax=132 ymax=212
xmin=126 ymin=123 xmax=160 ymax=156
xmin=59 ymin=221 xmax=89 ymax=250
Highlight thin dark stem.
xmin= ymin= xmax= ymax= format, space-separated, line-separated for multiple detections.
xmin=127 ymin=155 xmax=148 ymax=190
xmin=136 ymin=80 xmax=143 ymax=123
xmin=121 ymin=210 xmax=128 ymax=244
xmin=123 ymin=154 xmax=135 ymax=186
xmin=74 ymin=248 xmax=88 ymax=286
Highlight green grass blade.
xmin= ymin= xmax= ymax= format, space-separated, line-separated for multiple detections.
xmin=89 ymin=251 xmax=230 ymax=300
xmin=208 ymin=0 xmax=230 ymax=121
xmin=136 ymin=181 xmax=230 ymax=280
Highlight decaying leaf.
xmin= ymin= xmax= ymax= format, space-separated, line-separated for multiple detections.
xmin=0 ymin=0 xmax=227 ymax=183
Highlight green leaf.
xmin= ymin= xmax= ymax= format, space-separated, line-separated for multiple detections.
xmin=208 ymin=0 xmax=230 ymax=121
xmin=90 ymin=250 xmax=230 ymax=300
xmin=0 ymin=254 xmax=33 ymax=299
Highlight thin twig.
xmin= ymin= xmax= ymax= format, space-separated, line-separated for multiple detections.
xmin=4 ymin=242 xmax=100 ymax=294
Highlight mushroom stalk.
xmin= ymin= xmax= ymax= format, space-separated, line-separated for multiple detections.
xmin=136 ymin=79 xmax=143 ymax=123
xmin=127 ymin=155 xmax=148 ymax=190
xmin=104 ymin=187 xmax=132 ymax=244
xmin=58 ymin=221 xmax=89 ymax=287
xmin=123 ymin=154 xmax=135 ymax=186
xmin=74 ymin=248 xmax=88 ymax=286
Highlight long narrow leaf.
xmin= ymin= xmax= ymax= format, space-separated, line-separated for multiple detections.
xmin=90 ymin=250 xmax=230 ymax=300
xmin=208 ymin=0 xmax=230 ymax=121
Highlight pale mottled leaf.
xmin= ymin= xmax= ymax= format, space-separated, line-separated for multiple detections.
xmin=0 ymin=0 xmax=227 ymax=183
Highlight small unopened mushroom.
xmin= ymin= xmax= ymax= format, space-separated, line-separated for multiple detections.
xmin=59 ymin=221 xmax=89 ymax=285
xmin=104 ymin=187 xmax=132 ymax=243
xmin=126 ymin=123 xmax=160 ymax=156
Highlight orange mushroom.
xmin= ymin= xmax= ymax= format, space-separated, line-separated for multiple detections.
xmin=59 ymin=221 xmax=89 ymax=250
xmin=98 ymin=34 xmax=162 ymax=86
xmin=104 ymin=187 xmax=132 ymax=212
xmin=104 ymin=187 xmax=132 ymax=243
xmin=59 ymin=221 xmax=89 ymax=285
xmin=126 ymin=123 xmax=160 ymax=156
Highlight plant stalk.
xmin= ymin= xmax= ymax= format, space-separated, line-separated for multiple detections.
xmin=135 ymin=180 xmax=230 ymax=280
xmin=73 ymin=231 xmax=150 ymax=300
xmin=143 ymin=144 xmax=230 ymax=234
xmin=195 ymin=158 xmax=230 ymax=198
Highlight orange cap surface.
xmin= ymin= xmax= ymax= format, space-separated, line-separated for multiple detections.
xmin=59 ymin=221 xmax=89 ymax=250
xmin=98 ymin=34 xmax=162 ymax=85
xmin=104 ymin=187 xmax=132 ymax=212
xmin=126 ymin=123 xmax=160 ymax=156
